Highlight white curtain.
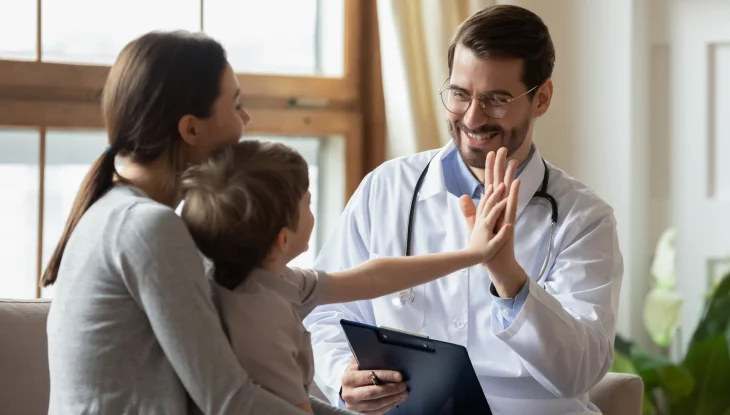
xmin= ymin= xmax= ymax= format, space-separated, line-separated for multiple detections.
xmin=376 ymin=0 xmax=496 ymax=159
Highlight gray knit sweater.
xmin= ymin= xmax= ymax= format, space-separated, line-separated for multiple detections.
xmin=46 ymin=185 xmax=353 ymax=415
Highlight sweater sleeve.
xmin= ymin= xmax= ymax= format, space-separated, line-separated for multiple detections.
xmin=116 ymin=203 xmax=306 ymax=415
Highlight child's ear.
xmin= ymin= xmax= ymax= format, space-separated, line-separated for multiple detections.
xmin=273 ymin=227 xmax=289 ymax=252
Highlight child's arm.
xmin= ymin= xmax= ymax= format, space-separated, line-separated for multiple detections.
xmin=322 ymin=250 xmax=481 ymax=304
xmin=321 ymin=183 xmax=516 ymax=305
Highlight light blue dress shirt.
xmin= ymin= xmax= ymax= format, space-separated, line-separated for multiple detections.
xmin=441 ymin=146 xmax=535 ymax=329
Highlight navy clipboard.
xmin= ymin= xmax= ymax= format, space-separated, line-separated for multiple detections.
xmin=340 ymin=319 xmax=492 ymax=415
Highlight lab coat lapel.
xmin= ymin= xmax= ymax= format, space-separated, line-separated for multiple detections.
xmin=515 ymin=147 xmax=545 ymax=220
xmin=416 ymin=142 xmax=453 ymax=201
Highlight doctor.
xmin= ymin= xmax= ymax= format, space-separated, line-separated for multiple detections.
xmin=303 ymin=4 xmax=623 ymax=415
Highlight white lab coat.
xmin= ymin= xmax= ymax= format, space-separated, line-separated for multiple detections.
xmin=303 ymin=142 xmax=624 ymax=415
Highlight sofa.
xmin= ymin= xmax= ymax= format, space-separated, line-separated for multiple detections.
xmin=0 ymin=299 xmax=644 ymax=415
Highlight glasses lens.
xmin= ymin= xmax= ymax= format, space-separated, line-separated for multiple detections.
xmin=480 ymin=95 xmax=510 ymax=119
xmin=440 ymin=89 xmax=469 ymax=114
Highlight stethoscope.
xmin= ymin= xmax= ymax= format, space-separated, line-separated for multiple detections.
xmin=397 ymin=155 xmax=558 ymax=305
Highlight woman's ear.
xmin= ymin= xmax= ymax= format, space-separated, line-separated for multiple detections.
xmin=178 ymin=114 xmax=200 ymax=146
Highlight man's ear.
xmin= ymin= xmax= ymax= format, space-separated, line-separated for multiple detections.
xmin=532 ymin=79 xmax=553 ymax=118
xmin=178 ymin=114 xmax=200 ymax=146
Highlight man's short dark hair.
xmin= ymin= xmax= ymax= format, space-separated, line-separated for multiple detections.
xmin=447 ymin=5 xmax=555 ymax=97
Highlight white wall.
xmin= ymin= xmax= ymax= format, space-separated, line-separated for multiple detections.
xmin=498 ymin=0 xmax=652 ymax=344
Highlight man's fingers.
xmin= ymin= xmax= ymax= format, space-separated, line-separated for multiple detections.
xmin=494 ymin=147 xmax=507 ymax=189
xmin=342 ymin=369 xmax=404 ymax=388
xmin=505 ymin=179 xmax=521 ymax=225
xmin=504 ymin=158 xmax=518 ymax=192
xmin=345 ymin=357 xmax=359 ymax=371
xmin=343 ymin=392 xmax=408 ymax=414
xmin=485 ymin=151 xmax=495 ymax=187
xmin=342 ymin=382 xmax=407 ymax=402
xmin=360 ymin=393 xmax=408 ymax=415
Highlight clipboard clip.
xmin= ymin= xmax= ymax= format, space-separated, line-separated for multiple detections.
xmin=380 ymin=326 xmax=430 ymax=339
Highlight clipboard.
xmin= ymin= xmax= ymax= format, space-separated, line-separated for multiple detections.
xmin=340 ymin=319 xmax=492 ymax=415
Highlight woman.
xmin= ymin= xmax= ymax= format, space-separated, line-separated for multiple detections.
xmin=42 ymin=30 xmax=351 ymax=414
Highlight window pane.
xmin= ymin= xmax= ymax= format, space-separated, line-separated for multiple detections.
xmin=0 ymin=129 xmax=39 ymax=299
xmin=41 ymin=130 xmax=108 ymax=298
xmin=0 ymin=0 xmax=36 ymax=60
xmin=204 ymin=0 xmax=344 ymax=76
xmin=242 ymin=137 xmax=320 ymax=268
xmin=42 ymin=0 xmax=199 ymax=65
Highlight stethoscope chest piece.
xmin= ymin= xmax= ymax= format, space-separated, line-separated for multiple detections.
xmin=397 ymin=288 xmax=415 ymax=306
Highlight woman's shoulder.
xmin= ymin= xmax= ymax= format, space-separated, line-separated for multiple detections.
xmin=88 ymin=185 xmax=197 ymax=259
xmin=103 ymin=185 xmax=187 ymax=236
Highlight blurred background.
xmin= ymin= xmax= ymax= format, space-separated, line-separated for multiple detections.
xmin=1 ymin=1 xmax=729 ymax=412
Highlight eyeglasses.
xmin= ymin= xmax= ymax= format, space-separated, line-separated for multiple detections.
xmin=438 ymin=79 xmax=539 ymax=119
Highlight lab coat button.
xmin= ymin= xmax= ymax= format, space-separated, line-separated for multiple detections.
xmin=453 ymin=318 xmax=465 ymax=329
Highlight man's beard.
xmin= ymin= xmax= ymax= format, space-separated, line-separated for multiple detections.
xmin=448 ymin=117 xmax=531 ymax=169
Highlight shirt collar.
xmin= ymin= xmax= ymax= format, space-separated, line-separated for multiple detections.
xmin=442 ymin=143 xmax=537 ymax=199
xmin=418 ymin=142 xmax=545 ymax=222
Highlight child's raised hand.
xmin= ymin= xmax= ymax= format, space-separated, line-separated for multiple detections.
xmin=460 ymin=180 xmax=519 ymax=262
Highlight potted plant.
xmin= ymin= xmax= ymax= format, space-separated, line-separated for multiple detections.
xmin=610 ymin=229 xmax=730 ymax=414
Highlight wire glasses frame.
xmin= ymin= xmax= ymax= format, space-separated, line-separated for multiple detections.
xmin=438 ymin=79 xmax=539 ymax=119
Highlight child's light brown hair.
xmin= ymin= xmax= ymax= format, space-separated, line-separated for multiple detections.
xmin=181 ymin=140 xmax=309 ymax=290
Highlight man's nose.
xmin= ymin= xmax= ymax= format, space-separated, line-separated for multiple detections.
xmin=462 ymin=100 xmax=488 ymax=130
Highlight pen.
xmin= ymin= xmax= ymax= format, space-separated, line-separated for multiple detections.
xmin=369 ymin=371 xmax=383 ymax=386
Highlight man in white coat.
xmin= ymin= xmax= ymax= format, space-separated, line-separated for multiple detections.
xmin=303 ymin=4 xmax=624 ymax=415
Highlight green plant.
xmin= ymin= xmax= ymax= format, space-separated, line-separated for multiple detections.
xmin=611 ymin=271 xmax=730 ymax=414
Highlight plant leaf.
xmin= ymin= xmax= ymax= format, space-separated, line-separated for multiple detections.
xmin=614 ymin=334 xmax=633 ymax=356
xmin=643 ymin=289 xmax=683 ymax=348
xmin=610 ymin=350 xmax=639 ymax=375
xmin=650 ymin=228 xmax=677 ymax=288
xmin=642 ymin=394 xmax=656 ymax=415
xmin=671 ymin=335 xmax=730 ymax=415
xmin=657 ymin=364 xmax=694 ymax=403
xmin=689 ymin=273 xmax=730 ymax=350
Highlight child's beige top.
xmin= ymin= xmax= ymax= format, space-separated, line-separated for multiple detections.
xmin=212 ymin=266 xmax=331 ymax=406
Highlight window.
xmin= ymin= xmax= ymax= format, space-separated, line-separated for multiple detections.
xmin=204 ymin=0 xmax=344 ymax=76
xmin=40 ymin=130 xmax=108 ymax=298
xmin=34 ymin=133 xmax=332 ymax=299
xmin=32 ymin=0 xmax=345 ymax=75
xmin=0 ymin=1 xmax=377 ymax=298
xmin=42 ymin=0 xmax=200 ymax=64
xmin=0 ymin=0 xmax=36 ymax=60
xmin=0 ymin=129 xmax=40 ymax=299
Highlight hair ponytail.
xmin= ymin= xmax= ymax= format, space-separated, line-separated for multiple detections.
xmin=41 ymin=30 xmax=228 ymax=286
xmin=40 ymin=149 xmax=117 ymax=286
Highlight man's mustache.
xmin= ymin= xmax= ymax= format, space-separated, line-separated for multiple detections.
xmin=457 ymin=123 xmax=504 ymax=135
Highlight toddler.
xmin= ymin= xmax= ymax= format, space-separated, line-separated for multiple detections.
xmin=180 ymin=140 xmax=511 ymax=413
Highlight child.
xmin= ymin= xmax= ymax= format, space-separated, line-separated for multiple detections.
xmin=180 ymin=140 xmax=514 ymax=414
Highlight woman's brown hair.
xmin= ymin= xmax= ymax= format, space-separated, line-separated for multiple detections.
xmin=180 ymin=140 xmax=309 ymax=290
xmin=41 ymin=30 xmax=228 ymax=286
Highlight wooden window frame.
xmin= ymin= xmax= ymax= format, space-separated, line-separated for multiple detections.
xmin=0 ymin=0 xmax=386 ymax=297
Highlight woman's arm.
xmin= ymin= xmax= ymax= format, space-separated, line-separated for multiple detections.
xmin=119 ymin=204 xmax=307 ymax=415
